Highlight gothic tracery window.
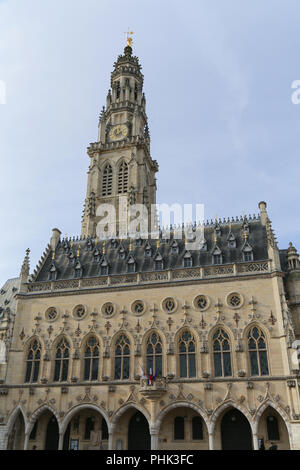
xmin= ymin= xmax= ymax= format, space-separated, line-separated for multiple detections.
xmin=114 ymin=334 xmax=130 ymax=380
xmin=118 ymin=161 xmax=128 ymax=194
xmin=25 ymin=339 xmax=41 ymax=383
xmin=84 ymin=336 xmax=100 ymax=381
xmin=248 ymin=326 xmax=269 ymax=376
xmin=213 ymin=328 xmax=232 ymax=377
xmin=178 ymin=330 xmax=196 ymax=378
xmin=146 ymin=332 xmax=162 ymax=376
xmin=102 ymin=164 xmax=113 ymax=196
xmin=53 ymin=337 xmax=70 ymax=382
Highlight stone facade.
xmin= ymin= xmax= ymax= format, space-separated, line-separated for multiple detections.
xmin=1 ymin=43 xmax=300 ymax=451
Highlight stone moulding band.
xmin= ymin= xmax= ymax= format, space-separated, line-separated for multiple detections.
xmin=25 ymin=260 xmax=271 ymax=294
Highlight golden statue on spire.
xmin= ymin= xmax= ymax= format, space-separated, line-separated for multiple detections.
xmin=124 ymin=29 xmax=134 ymax=47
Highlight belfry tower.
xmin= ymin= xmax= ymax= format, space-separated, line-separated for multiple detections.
xmin=81 ymin=36 xmax=159 ymax=238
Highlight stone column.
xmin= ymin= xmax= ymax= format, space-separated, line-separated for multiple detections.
xmin=108 ymin=425 xmax=115 ymax=450
xmin=252 ymin=432 xmax=258 ymax=450
xmin=0 ymin=426 xmax=7 ymax=450
xmin=208 ymin=432 xmax=214 ymax=450
xmin=24 ymin=432 xmax=29 ymax=450
xmin=58 ymin=432 xmax=64 ymax=450
xmin=150 ymin=430 xmax=159 ymax=450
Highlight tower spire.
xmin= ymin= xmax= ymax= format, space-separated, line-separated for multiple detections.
xmin=82 ymin=43 xmax=159 ymax=239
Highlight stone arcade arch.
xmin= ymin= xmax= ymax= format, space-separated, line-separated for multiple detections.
xmin=6 ymin=406 xmax=26 ymax=450
xmin=25 ymin=404 xmax=61 ymax=450
xmin=210 ymin=402 xmax=254 ymax=450
xmin=60 ymin=404 xmax=110 ymax=450
xmin=112 ymin=403 xmax=151 ymax=450
xmin=156 ymin=402 xmax=209 ymax=450
xmin=254 ymin=401 xmax=291 ymax=450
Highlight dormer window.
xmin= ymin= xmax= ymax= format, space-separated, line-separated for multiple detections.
xmin=242 ymin=240 xmax=253 ymax=262
xmin=212 ymin=244 xmax=222 ymax=265
xmin=145 ymin=249 xmax=151 ymax=257
xmin=100 ymin=258 xmax=109 ymax=276
xmin=227 ymin=231 xmax=236 ymax=249
xmin=100 ymin=265 xmax=109 ymax=276
xmin=74 ymin=262 xmax=83 ymax=279
xmin=49 ymin=263 xmax=57 ymax=281
xmin=170 ymin=240 xmax=179 ymax=255
xmin=183 ymin=253 xmax=193 ymax=268
xmin=127 ymin=257 xmax=136 ymax=273
xmin=93 ymin=249 xmax=101 ymax=262
xmin=213 ymin=254 xmax=222 ymax=265
xmin=243 ymin=248 xmax=253 ymax=262
xmin=243 ymin=251 xmax=253 ymax=262
xmin=154 ymin=253 xmax=164 ymax=271
xmin=119 ymin=249 xmax=126 ymax=260
xmin=155 ymin=260 xmax=163 ymax=270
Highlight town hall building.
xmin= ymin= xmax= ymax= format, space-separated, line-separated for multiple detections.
xmin=1 ymin=39 xmax=300 ymax=450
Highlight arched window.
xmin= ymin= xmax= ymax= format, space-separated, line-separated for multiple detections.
xmin=84 ymin=336 xmax=100 ymax=381
xmin=174 ymin=416 xmax=185 ymax=440
xmin=53 ymin=337 xmax=70 ymax=382
xmin=146 ymin=332 xmax=162 ymax=376
xmin=178 ymin=330 xmax=196 ymax=378
xmin=267 ymin=415 xmax=280 ymax=441
xmin=192 ymin=416 xmax=203 ymax=440
xmin=102 ymin=164 xmax=113 ymax=196
xmin=114 ymin=334 xmax=130 ymax=380
xmin=213 ymin=328 xmax=232 ymax=377
xmin=25 ymin=339 xmax=41 ymax=383
xmin=248 ymin=326 xmax=269 ymax=376
xmin=118 ymin=161 xmax=128 ymax=194
xmin=84 ymin=416 xmax=95 ymax=440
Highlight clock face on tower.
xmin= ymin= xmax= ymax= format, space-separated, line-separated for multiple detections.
xmin=109 ymin=124 xmax=128 ymax=141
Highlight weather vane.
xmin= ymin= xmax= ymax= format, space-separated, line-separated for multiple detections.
xmin=124 ymin=29 xmax=134 ymax=47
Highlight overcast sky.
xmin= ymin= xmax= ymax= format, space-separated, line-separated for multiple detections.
xmin=0 ymin=0 xmax=300 ymax=286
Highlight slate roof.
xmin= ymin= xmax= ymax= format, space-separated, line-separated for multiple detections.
xmin=33 ymin=216 xmax=270 ymax=282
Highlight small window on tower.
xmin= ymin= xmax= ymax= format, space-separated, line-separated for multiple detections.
xmin=116 ymin=81 xmax=121 ymax=99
